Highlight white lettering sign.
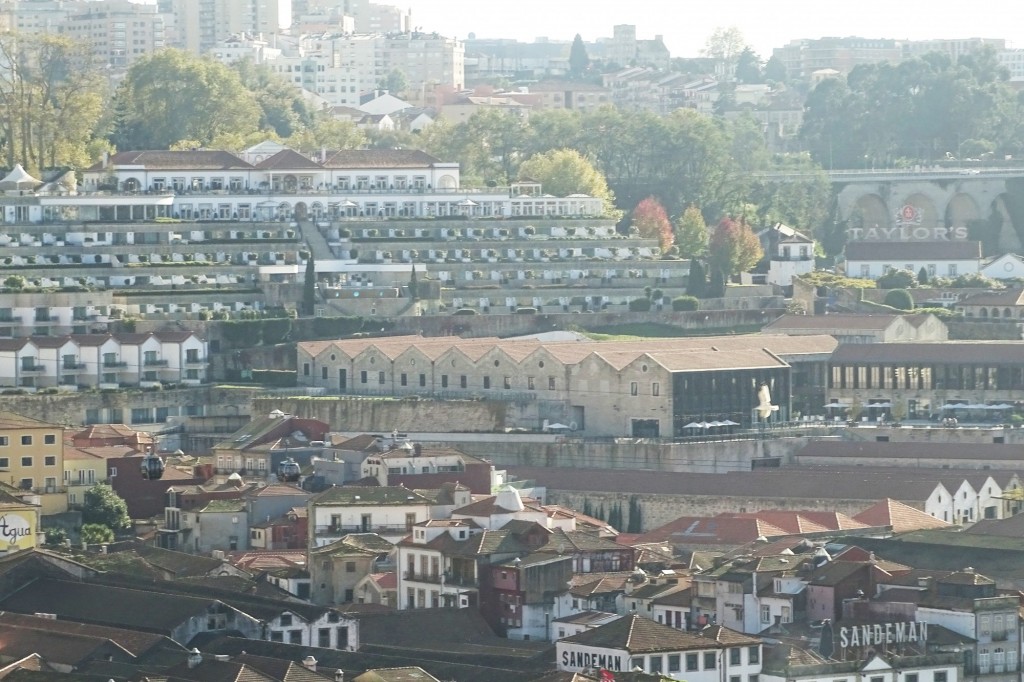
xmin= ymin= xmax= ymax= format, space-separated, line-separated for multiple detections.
xmin=839 ymin=621 xmax=928 ymax=648
xmin=560 ymin=647 xmax=625 ymax=672
xmin=848 ymin=226 xmax=969 ymax=242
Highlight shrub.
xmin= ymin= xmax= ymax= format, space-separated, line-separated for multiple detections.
xmin=628 ymin=298 xmax=652 ymax=312
xmin=672 ymin=295 xmax=700 ymax=311
xmin=883 ymin=288 xmax=915 ymax=310
xmin=876 ymin=269 xmax=916 ymax=289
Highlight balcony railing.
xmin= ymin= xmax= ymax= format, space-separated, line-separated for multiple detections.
xmin=61 ymin=363 xmax=87 ymax=373
xmin=103 ymin=361 xmax=128 ymax=368
xmin=144 ymin=359 xmax=169 ymax=366
xmin=315 ymin=523 xmax=413 ymax=536
xmin=20 ymin=365 xmax=46 ymax=374
xmin=184 ymin=358 xmax=206 ymax=366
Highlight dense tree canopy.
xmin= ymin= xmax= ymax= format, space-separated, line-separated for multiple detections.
xmin=518 ymin=148 xmax=617 ymax=217
xmin=709 ymin=216 xmax=763 ymax=277
xmin=82 ymin=483 xmax=131 ymax=531
xmin=0 ymin=32 xmax=106 ymax=172
xmin=113 ymin=50 xmax=263 ymax=150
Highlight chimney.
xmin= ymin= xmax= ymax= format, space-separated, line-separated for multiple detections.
xmin=187 ymin=648 xmax=203 ymax=669
xmin=302 ymin=656 xmax=317 ymax=672
xmin=334 ymin=671 xmax=344 ymax=682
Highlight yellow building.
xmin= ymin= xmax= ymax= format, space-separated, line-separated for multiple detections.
xmin=0 ymin=412 xmax=66 ymax=515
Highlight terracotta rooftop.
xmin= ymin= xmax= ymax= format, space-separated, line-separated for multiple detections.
xmin=853 ymin=498 xmax=951 ymax=533
xmin=562 ymin=614 xmax=757 ymax=653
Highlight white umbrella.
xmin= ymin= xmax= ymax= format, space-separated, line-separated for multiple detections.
xmin=720 ymin=419 xmax=740 ymax=426
xmin=869 ymin=402 xmax=893 ymax=408
xmin=341 ymin=200 xmax=357 ymax=208
xmin=545 ymin=422 xmax=570 ymax=431
xmin=706 ymin=421 xmax=724 ymax=428
xmin=683 ymin=422 xmax=704 ymax=429
xmin=458 ymin=199 xmax=478 ymax=207
xmin=824 ymin=402 xmax=850 ymax=408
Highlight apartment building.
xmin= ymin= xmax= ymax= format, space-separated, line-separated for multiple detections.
xmin=0 ymin=412 xmax=66 ymax=514
xmin=0 ymin=331 xmax=206 ymax=391
xmin=61 ymin=0 xmax=168 ymax=70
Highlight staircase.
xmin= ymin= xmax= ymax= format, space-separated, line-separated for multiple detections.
xmin=296 ymin=219 xmax=334 ymax=259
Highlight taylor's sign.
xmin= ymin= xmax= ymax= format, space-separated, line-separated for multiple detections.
xmin=560 ymin=647 xmax=625 ymax=672
xmin=848 ymin=226 xmax=968 ymax=242
xmin=839 ymin=621 xmax=928 ymax=648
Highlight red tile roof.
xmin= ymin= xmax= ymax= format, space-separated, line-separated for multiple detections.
xmin=854 ymin=498 xmax=951 ymax=533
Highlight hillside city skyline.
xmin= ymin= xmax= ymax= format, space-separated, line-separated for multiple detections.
xmin=401 ymin=0 xmax=1024 ymax=57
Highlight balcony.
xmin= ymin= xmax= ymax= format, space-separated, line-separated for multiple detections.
xmin=19 ymin=364 xmax=46 ymax=374
xmin=61 ymin=363 xmax=87 ymax=373
xmin=103 ymin=361 xmax=128 ymax=368
xmin=402 ymin=571 xmax=477 ymax=587
xmin=144 ymin=359 xmax=169 ymax=367
xmin=184 ymin=357 xmax=207 ymax=367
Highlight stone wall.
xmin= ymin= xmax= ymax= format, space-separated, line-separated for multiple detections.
xmin=0 ymin=385 xmax=261 ymax=427
xmin=253 ymin=395 xmax=520 ymax=433
xmin=545 ymin=490 xmax=882 ymax=533
xmin=437 ymin=436 xmax=807 ymax=474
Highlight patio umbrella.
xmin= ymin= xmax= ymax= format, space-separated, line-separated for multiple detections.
xmin=720 ymin=419 xmax=740 ymax=426
xmin=682 ymin=422 xmax=704 ymax=429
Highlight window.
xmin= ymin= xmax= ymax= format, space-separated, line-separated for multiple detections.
xmin=761 ymin=604 xmax=771 ymax=623
xmin=652 ymin=382 xmax=660 ymax=396
xmin=0 ymin=437 xmax=7 ymax=446
xmin=400 ymin=373 xmax=407 ymax=386
xmin=18 ymin=478 xmax=31 ymax=490
xmin=345 ymin=561 xmax=355 ymax=573
xmin=630 ymin=381 xmax=638 ymax=396
xmin=318 ymin=628 xmax=331 ymax=648
xmin=378 ymin=371 xmax=385 ymax=385
xmin=360 ymin=370 xmax=368 ymax=384
xmin=0 ymin=458 xmax=7 ymax=468
xmin=730 ymin=677 xmax=741 ymax=682
xmin=668 ymin=654 xmax=680 ymax=673
xmin=905 ymin=676 xmax=918 ymax=682
xmin=748 ymin=646 xmax=759 ymax=664
xmin=279 ymin=614 xmax=293 ymax=626
xmin=20 ymin=457 xmax=32 ymax=467
xmin=289 ymin=630 xmax=302 ymax=644
xmin=44 ymin=456 xmax=55 ymax=466
xmin=549 ymin=376 xmax=556 ymax=390
xmin=704 ymin=652 xmax=716 ymax=669
xmin=419 ymin=373 xmax=426 ymax=387
xmin=730 ymin=648 xmax=741 ymax=665
xmin=460 ymin=375 xmax=467 ymax=389
xmin=322 ymin=366 xmax=328 ymax=379
xmin=934 ymin=672 xmax=947 ymax=682
xmin=303 ymin=363 xmax=310 ymax=376
xmin=686 ymin=653 xmax=699 ymax=671
xmin=21 ymin=436 xmax=31 ymax=446
xmin=44 ymin=435 xmax=55 ymax=445
xmin=483 ymin=376 xmax=491 ymax=389
xmin=441 ymin=374 xmax=448 ymax=388
xmin=503 ymin=376 xmax=511 ymax=389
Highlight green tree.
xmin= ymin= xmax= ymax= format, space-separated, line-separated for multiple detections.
xmin=764 ymin=54 xmax=788 ymax=83
xmin=3 ymin=275 xmax=26 ymax=291
xmin=708 ymin=267 xmax=727 ymax=298
xmin=702 ymin=26 xmax=747 ymax=63
xmin=686 ymin=260 xmax=707 ymax=298
xmin=286 ymin=118 xmax=366 ymax=154
xmin=676 ymin=205 xmax=709 ymax=257
xmin=626 ymin=496 xmax=643 ymax=534
xmin=82 ymin=483 xmax=130 ymax=531
xmin=113 ymin=49 xmax=262 ymax=150
xmin=303 ymin=254 xmax=316 ymax=316
xmin=735 ymin=47 xmax=763 ymax=84
xmin=0 ymin=32 xmax=106 ymax=171
xmin=518 ymin=148 xmax=617 ymax=216
xmin=917 ymin=267 xmax=929 ymax=285
xmin=232 ymin=58 xmax=316 ymax=138
xmin=709 ymin=217 xmax=763 ymax=277
xmin=81 ymin=523 xmax=114 ymax=545
xmin=44 ymin=527 xmax=68 ymax=546
xmin=876 ymin=269 xmax=916 ymax=289
xmin=377 ymin=68 xmax=408 ymax=96
xmin=569 ymin=34 xmax=590 ymax=78
xmin=408 ymin=265 xmax=419 ymax=301
xmin=884 ymin=288 xmax=915 ymax=310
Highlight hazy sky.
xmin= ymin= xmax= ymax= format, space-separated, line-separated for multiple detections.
xmin=402 ymin=0 xmax=1024 ymax=57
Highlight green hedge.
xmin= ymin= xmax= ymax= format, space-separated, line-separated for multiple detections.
xmin=251 ymin=369 xmax=298 ymax=387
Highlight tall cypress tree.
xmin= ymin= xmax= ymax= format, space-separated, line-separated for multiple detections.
xmin=687 ymin=259 xmax=706 ymax=298
xmin=303 ymin=253 xmax=316 ymax=316
xmin=569 ymin=34 xmax=590 ymax=79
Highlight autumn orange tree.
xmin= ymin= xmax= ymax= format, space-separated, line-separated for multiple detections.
xmin=631 ymin=196 xmax=674 ymax=250
xmin=708 ymin=216 xmax=763 ymax=278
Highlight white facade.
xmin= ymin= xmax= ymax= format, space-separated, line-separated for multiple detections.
xmin=557 ymin=637 xmax=762 ymax=681
xmin=309 ymin=490 xmax=431 ymax=547
xmin=396 ymin=521 xmax=481 ymax=610
xmin=847 ymin=256 xmax=981 ymax=280
xmin=0 ymin=332 xmax=206 ymax=390
xmin=981 ymin=254 xmax=1024 ymax=280
xmin=760 ymin=652 xmax=959 ymax=682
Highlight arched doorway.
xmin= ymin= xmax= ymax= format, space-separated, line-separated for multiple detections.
xmin=294 ymin=202 xmax=308 ymax=220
